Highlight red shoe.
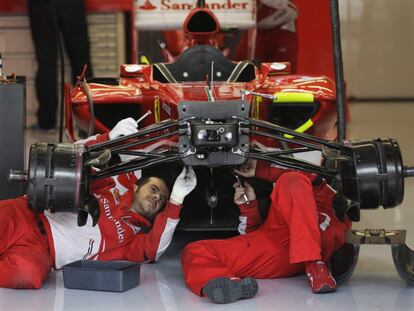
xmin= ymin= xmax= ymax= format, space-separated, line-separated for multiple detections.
xmin=305 ymin=261 xmax=337 ymax=294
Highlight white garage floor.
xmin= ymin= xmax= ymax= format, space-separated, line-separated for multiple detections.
xmin=2 ymin=102 xmax=414 ymax=311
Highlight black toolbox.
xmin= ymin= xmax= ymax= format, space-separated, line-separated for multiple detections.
xmin=62 ymin=260 xmax=141 ymax=292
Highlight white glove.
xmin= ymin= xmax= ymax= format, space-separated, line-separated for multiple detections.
xmin=170 ymin=166 xmax=197 ymax=205
xmin=109 ymin=117 xmax=138 ymax=140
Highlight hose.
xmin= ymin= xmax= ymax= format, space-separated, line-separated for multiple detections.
xmin=330 ymin=0 xmax=347 ymax=142
xmin=49 ymin=0 xmax=65 ymax=142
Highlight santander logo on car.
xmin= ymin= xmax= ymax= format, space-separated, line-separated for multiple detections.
xmin=137 ymin=0 xmax=251 ymax=11
xmin=139 ymin=0 xmax=157 ymax=10
xmin=136 ymin=0 xmax=255 ymax=30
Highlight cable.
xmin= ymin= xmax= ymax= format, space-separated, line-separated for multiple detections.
xmin=49 ymin=0 xmax=65 ymax=142
xmin=330 ymin=0 xmax=347 ymax=142
xmin=80 ymin=81 xmax=95 ymax=137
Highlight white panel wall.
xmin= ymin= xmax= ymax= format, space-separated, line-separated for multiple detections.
xmin=340 ymin=0 xmax=414 ymax=98
xmin=0 ymin=13 xmax=126 ymax=126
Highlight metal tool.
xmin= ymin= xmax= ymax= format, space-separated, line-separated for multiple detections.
xmin=136 ymin=110 xmax=152 ymax=125
xmin=240 ymin=90 xmax=276 ymax=101
xmin=234 ymin=174 xmax=249 ymax=205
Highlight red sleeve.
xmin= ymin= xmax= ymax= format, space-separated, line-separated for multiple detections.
xmin=90 ymin=177 xmax=116 ymax=194
xmin=123 ymin=201 xmax=183 ymax=262
xmin=75 ymin=132 xmax=110 ymax=147
xmin=255 ymin=160 xmax=286 ymax=182
xmin=255 ymin=160 xmax=319 ymax=183
xmin=237 ymin=199 xmax=262 ymax=234
xmin=75 ymin=132 xmax=112 ymax=192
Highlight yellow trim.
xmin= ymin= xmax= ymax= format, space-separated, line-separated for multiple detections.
xmin=154 ymin=98 xmax=161 ymax=123
xmin=274 ymin=92 xmax=314 ymax=103
xmin=252 ymin=96 xmax=261 ymax=120
xmin=139 ymin=55 xmax=150 ymax=65
xmin=284 ymin=119 xmax=314 ymax=138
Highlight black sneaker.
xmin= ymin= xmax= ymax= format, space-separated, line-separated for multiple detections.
xmin=202 ymin=277 xmax=258 ymax=304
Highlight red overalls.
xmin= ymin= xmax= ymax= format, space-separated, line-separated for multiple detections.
xmin=0 ymin=133 xmax=182 ymax=289
xmin=0 ymin=197 xmax=52 ymax=288
xmin=181 ymin=161 xmax=351 ymax=295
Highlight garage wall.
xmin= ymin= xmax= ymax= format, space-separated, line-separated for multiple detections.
xmin=339 ymin=0 xmax=414 ymax=99
xmin=1 ymin=1 xmax=413 ymax=102
xmin=0 ymin=12 xmax=126 ymax=126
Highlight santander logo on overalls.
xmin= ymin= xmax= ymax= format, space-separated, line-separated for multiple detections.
xmin=100 ymin=196 xmax=126 ymax=244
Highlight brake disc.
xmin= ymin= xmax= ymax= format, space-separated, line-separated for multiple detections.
xmin=340 ymin=138 xmax=405 ymax=210
xmin=27 ymin=142 xmax=87 ymax=213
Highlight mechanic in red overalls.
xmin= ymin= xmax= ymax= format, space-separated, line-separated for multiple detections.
xmin=181 ymin=158 xmax=351 ymax=304
xmin=0 ymin=118 xmax=197 ymax=289
xmin=235 ymin=0 xmax=298 ymax=71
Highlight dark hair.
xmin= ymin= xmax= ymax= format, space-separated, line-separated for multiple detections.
xmin=139 ymin=162 xmax=183 ymax=193
xmin=135 ymin=176 xmax=151 ymax=189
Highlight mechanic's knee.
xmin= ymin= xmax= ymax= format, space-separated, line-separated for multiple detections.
xmin=3 ymin=255 xmax=48 ymax=289
xmin=182 ymin=241 xmax=212 ymax=264
xmin=182 ymin=241 xmax=204 ymax=258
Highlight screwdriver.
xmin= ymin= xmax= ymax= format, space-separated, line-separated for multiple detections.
xmin=136 ymin=110 xmax=152 ymax=125
xmin=234 ymin=174 xmax=249 ymax=205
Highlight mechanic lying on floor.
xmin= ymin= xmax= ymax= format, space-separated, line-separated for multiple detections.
xmin=181 ymin=158 xmax=351 ymax=304
xmin=0 ymin=117 xmax=197 ymax=289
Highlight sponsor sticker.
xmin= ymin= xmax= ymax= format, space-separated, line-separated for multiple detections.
xmin=136 ymin=0 xmax=256 ymax=30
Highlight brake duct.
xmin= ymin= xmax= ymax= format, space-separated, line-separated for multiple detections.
xmin=8 ymin=100 xmax=414 ymax=284
xmin=331 ymin=229 xmax=414 ymax=286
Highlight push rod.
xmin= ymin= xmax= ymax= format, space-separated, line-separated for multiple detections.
xmin=250 ymin=152 xmax=337 ymax=178
xmin=92 ymin=154 xmax=180 ymax=179
xmin=88 ymin=120 xmax=177 ymax=151
xmin=250 ymin=119 xmax=344 ymax=150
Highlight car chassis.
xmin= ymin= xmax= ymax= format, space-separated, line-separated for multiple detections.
xmin=7 ymin=0 xmax=414 ymax=288
xmin=10 ymin=98 xmax=414 ymax=285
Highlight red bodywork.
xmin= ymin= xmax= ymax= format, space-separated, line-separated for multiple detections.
xmin=65 ymin=3 xmax=340 ymax=146
xmin=62 ymin=3 xmax=343 ymax=230
xmin=66 ymin=65 xmax=337 ymax=143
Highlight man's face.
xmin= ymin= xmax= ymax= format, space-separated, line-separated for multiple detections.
xmin=130 ymin=177 xmax=170 ymax=220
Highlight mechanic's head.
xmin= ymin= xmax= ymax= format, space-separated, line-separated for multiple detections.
xmin=130 ymin=177 xmax=170 ymax=221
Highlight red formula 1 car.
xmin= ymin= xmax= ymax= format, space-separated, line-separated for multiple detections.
xmin=64 ymin=4 xmax=340 ymax=230
xmin=66 ymin=0 xmax=338 ymax=142
xmin=9 ymin=0 xmax=414 ymax=284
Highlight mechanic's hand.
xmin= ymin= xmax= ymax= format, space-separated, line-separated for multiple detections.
xmin=170 ymin=166 xmax=197 ymax=205
xmin=233 ymin=181 xmax=256 ymax=205
xmin=109 ymin=117 xmax=138 ymax=140
xmin=260 ymin=0 xmax=289 ymax=9
xmin=257 ymin=7 xmax=297 ymax=30
xmin=234 ymin=159 xmax=257 ymax=178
